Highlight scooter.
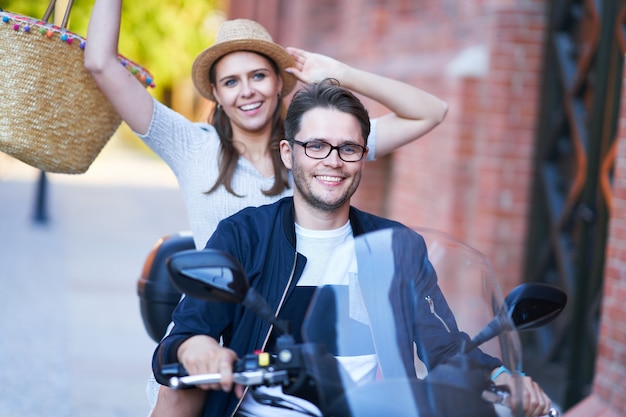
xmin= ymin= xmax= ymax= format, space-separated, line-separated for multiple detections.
xmin=152 ymin=227 xmax=565 ymax=417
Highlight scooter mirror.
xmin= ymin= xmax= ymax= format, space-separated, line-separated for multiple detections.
xmin=468 ymin=282 xmax=566 ymax=350
xmin=504 ymin=282 xmax=567 ymax=331
xmin=167 ymin=249 xmax=291 ymax=336
xmin=167 ymin=249 xmax=249 ymax=304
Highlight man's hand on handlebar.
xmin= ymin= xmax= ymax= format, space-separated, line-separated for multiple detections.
xmin=493 ymin=371 xmax=552 ymax=417
xmin=177 ymin=335 xmax=244 ymax=397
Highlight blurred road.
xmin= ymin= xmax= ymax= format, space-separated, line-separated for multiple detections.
xmin=0 ymin=136 xmax=189 ymax=417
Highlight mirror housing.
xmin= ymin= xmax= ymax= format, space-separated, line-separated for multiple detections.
xmin=166 ymin=248 xmax=291 ymax=336
xmin=505 ymin=282 xmax=567 ymax=331
xmin=167 ymin=249 xmax=249 ymax=304
xmin=468 ymin=282 xmax=567 ymax=350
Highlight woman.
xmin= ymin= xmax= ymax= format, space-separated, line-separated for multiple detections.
xmin=85 ymin=1 xmax=448 ymax=251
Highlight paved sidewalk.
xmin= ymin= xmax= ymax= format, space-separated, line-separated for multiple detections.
xmin=0 ymin=137 xmax=189 ymax=417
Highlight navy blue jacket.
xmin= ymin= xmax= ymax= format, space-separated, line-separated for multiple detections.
xmin=152 ymin=197 xmax=500 ymax=417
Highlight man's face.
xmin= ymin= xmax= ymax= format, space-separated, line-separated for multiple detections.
xmin=280 ymin=107 xmax=368 ymax=213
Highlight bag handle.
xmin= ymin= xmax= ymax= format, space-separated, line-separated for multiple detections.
xmin=42 ymin=0 xmax=74 ymax=28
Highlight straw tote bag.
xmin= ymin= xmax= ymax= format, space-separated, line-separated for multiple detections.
xmin=0 ymin=0 xmax=154 ymax=174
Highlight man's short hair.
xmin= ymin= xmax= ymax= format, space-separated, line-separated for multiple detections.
xmin=284 ymin=78 xmax=370 ymax=145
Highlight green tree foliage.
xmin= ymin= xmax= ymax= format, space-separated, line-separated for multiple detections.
xmin=1 ymin=0 xmax=225 ymax=101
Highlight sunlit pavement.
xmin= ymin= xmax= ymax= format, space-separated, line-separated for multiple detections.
xmin=0 ymin=136 xmax=188 ymax=417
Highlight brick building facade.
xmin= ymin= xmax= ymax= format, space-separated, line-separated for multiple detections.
xmin=225 ymin=0 xmax=626 ymax=415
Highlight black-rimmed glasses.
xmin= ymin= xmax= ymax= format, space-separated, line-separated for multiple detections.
xmin=289 ymin=139 xmax=367 ymax=162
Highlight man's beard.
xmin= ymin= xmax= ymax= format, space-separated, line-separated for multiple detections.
xmin=291 ymin=164 xmax=361 ymax=212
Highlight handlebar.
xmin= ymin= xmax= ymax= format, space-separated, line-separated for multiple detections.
xmin=162 ymin=346 xmax=298 ymax=389
xmin=163 ymin=361 xmax=559 ymax=417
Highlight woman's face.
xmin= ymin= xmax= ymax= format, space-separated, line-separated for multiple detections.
xmin=211 ymin=51 xmax=283 ymax=136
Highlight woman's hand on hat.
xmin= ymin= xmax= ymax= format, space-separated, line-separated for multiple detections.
xmin=285 ymin=47 xmax=350 ymax=84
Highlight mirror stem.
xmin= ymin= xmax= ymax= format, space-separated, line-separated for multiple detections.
xmin=242 ymin=287 xmax=291 ymax=335
xmin=465 ymin=313 xmax=512 ymax=353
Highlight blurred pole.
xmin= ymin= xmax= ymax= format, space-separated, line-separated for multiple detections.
xmin=32 ymin=170 xmax=49 ymax=224
xmin=33 ymin=0 xmax=71 ymax=225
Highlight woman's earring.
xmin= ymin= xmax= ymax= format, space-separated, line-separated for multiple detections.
xmin=216 ymin=103 xmax=222 ymax=110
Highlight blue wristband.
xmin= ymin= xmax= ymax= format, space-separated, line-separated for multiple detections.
xmin=491 ymin=365 xmax=511 ymax=381
xmin=491 ymin=365 xmax=526 ymax=382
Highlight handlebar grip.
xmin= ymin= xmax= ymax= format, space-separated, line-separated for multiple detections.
xmin=482 ymin=389 xmax=559 ymax=417
xmin=170 ymin=373 xmax=224 ymax=388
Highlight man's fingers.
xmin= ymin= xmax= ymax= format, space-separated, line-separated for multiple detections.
xmin=521 ymin=377 xmax=552 ymax=417
xmin=234 ymin=384 xmax=245 ymax=399
xmin=219 ymin=357 xmax=234 ymax=392
xmin=178 ymin=336 xmax=238 ymax=392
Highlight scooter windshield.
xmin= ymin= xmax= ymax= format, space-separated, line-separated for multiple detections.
xmin=300 ymin=227 xmax=524 ymax=417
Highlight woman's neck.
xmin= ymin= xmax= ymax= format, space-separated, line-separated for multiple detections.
xmin=232 ymin=129 xmax=274 ymax=178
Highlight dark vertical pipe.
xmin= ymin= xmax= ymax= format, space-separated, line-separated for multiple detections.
xmin=32 ymin=170 xmax=49 ymax=224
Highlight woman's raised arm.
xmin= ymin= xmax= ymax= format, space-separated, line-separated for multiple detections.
xmin=84 ymin=0 xmax=154 ymax=135
xmin=286 ymin=47 xmax=448 ymax=157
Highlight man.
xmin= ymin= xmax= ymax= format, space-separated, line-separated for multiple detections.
xmin=152 ymin=79 xmax=551 ymax=417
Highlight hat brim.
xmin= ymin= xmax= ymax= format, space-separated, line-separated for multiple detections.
xmin=191 ymin=39 xmax=297 ymax=101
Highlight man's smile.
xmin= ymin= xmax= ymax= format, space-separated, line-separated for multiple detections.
xmin=315 ymin=175 xmax=344 ymax=184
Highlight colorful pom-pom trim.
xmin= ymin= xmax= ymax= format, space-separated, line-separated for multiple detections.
xmin=1 ymin=9 xmax=155 ymax=88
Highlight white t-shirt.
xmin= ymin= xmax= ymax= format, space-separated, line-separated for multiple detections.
xmin=238 ymin=222 xmax=377 ymax=416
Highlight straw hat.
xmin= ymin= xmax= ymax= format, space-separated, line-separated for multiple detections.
xmin=191 ymin=19 xmax=297 ymax=101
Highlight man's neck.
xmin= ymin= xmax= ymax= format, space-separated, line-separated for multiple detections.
xmin=293 ymin=199 xmax=351 ymax=231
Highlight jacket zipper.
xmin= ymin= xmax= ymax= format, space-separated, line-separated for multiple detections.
xmin=425 ymin=295 xmax=451 ymax=333
xmin=230 ymin=251 xmax=299 ymax=416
